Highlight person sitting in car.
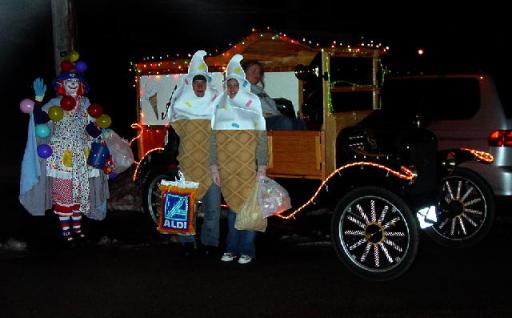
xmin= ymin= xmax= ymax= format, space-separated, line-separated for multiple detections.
xmin=243 ymin=60 xmax=306 ymax=130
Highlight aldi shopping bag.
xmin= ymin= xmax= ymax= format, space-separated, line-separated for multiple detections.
xmin=157 ymin=176 xmax=199 ymax=235
xmin=235 ymin=181 xmax=267 ymax=232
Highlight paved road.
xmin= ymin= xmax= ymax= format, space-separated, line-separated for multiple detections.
xmin=2 ymin=176 xmax=511 ymax=318
xmin=1 ymin=207 xmax=511 ymax=318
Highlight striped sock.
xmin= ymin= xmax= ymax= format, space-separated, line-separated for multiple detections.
xmin=72 ymin=212 xmax=84 ymax=238
xmin=58 ymin=216 xmax=73 ymax=241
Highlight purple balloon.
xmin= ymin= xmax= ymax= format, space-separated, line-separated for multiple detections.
xmin=108 ymin=172 xmax=119 ymax=180
xmin=20 ymin=98 xmax=35 ymax=113
xmin=75 ymin=60 xmax=87 ymax=73
xmin=37 ymin=144 xmax=52 ymax=159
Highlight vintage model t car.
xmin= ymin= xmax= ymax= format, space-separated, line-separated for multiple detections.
xmin=130 ymin=30 xmax=492 ymax=281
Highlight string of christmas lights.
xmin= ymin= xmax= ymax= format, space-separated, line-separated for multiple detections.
xmin=129 ymin=27 xmax=388 ymax=80
xmin=460 ymin=147 xmax=494 ymax=163
xmin=275 ymin=162 xmax=415 ymax=220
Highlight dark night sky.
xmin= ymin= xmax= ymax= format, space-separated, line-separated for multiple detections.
xmin=1 ymin=0 xmax=510 ymax=175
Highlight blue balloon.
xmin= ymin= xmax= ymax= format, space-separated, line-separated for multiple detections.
xmin=37 ymin=144 xmax=52 ymax=159
xmin=75 ymin=60 xmax=87 ymax=73
xmin=35 ymin=124 xmax=50 ymax=138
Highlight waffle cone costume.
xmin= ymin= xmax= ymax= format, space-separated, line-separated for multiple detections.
xmin=169 ymin=50 xmax=219 ymax=200
xmin=172 ymin=119 xmax=212 ymax=199
xmin=215 ymin=130 xmax=259 ymax=212
xmin=211 ymin=54 xmax=266 ymax=213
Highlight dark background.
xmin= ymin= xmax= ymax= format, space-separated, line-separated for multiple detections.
xmin=1 ymin=0 xmax=510 ymax=179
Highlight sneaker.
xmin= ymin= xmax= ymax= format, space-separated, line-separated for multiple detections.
xmin=62 ymin=231 xmax=74 ymax=242
xmin=237 ymin=255 xmax=252 ymax=265
xmin=220 ymin=252 xmax=236 ymax=262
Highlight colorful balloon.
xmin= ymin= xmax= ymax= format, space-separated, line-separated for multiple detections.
xmin=20 ymin=98 xmax=35 ymax=113
xmin=96 ymin=114 xmax=112 ymax=128
xmin=60 ymin=96 xmax=76 ymax=111
xmin=75 ymin=60 xmax=87 ymax=73
xmin=37 ymin=144 xmax=52 ymax=159
xmin=87 ymin=103 xmax=103 ymax=118
xmin=69 ymin=51 xmax=80 ymax=63
xmin=61 ymin=60 xmax=74 ymax=72
xmin=35 ymin=124 xmax=50 ymax=138
xmin=48 ymin=106 xmax=64 ymax=122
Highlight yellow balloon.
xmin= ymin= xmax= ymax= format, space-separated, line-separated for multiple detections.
xmin=69 ymin=51 xmax=80 ymax=63
xmin=97 ymin=114 xmax=112 ymax=128
xmin=48 ymin=106 xmax=64 ymax=122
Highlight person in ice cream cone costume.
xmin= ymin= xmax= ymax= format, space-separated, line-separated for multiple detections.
xmin=19 ymin=52 xmax=110 ymax=243
xmin=210 ymin=54 xmax=268 ymax=265
xmin=168 ymin=50 xmax=222 ymax=256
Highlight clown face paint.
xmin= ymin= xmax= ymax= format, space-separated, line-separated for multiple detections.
xmin=63 ymin=78 xmax=81 ymax=97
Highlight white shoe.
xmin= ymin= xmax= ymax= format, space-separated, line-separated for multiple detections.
xmin=237 ymin=255 xmax=252 ymax=264
xmin=220 ymin=252 xmax=236 ymax=262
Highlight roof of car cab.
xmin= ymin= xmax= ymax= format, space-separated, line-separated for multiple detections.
xmin=134 ymin=31 xmax=383 ymax=75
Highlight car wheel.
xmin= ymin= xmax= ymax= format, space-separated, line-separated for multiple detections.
xmin=331 ymin=186 xmax=419 ymax=281
xmin=142 ymin=169 xmax=178 ymax=225
xmin=427 ymin=168 xmax=495 ymax=248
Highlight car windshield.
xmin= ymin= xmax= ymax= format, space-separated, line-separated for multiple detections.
xmin=330 ymin=57 xmax=375 ymax=113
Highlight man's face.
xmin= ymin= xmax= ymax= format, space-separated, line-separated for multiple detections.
xmin=245 ymin=64 xmax=262 ymax=85
xmin=227 ymin=79 xmax=239 ymax=99
xmin=192 ymin=79 xmax=207 ymax=97
xmin=63 ymin=78 xmax=80 ymax=96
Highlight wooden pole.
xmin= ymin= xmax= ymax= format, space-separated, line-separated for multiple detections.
xmin=50 ymin=0 xmax=76 ymax=75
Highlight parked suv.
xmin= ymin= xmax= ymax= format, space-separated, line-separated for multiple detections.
xmin=379 ymin=74 xmax=512 ymax=246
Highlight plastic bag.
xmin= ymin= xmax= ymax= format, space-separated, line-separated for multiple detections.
xmin=235 ymin=182 xmax=267 ymax=232
xmin=103 ymin=130 xmax=134 ymax=174
xmin=258 ymin=176 xmax=292 ymax=218
xmin=158 ymin=172 xmax=199 ymax=235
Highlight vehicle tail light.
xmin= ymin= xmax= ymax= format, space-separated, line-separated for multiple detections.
xmin=488 ymin=130 xmax=512 ymax=147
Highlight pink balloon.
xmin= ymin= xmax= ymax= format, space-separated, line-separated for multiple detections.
xmin=20 ymin=98 xmax=35 ymax=113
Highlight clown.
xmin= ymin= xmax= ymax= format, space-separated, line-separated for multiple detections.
xmin=19 ymin=59 xmax=109 ymax=243
xmin=167 ymin=50 xmax=222 ymax=255
xmin=210 ymin=54 xmax=267 ymax=265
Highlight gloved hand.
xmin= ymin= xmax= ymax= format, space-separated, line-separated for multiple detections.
xmin=210 ymin=165 xmax=221 ymax=186
xmin=256 ymin=165 xmax=266 ymax=180
xmin=33 ymin=78 xmax=47 ymax=102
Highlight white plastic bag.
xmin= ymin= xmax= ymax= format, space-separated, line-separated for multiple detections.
xmin=103 ymin=130 xmax=135 ymax=174
xmin=257 ymin=176 xmax=292 ymax=218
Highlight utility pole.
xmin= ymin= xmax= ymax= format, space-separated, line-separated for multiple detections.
xmin=51 ymin=0 xmax=77 ymax=75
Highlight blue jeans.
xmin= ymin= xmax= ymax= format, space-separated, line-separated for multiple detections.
xmin=178 ymin=184 xmax=221 ymax=247
xmin=225 ymin=210 xmax=256 ymax=258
